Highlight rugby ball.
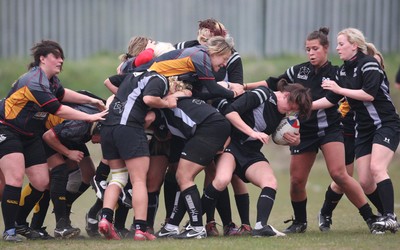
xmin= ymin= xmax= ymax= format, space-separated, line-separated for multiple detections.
xmin=272 ymin=116 xmax=300 ymax=145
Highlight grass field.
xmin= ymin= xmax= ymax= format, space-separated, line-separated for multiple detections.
xmin=1 ymin=142 xmax=400 ymax=250
xmin=1 ymin=54 xmax=400 ymax=249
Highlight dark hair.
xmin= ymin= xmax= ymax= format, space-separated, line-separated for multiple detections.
xmin=306 ymin=27 xmax=330 ymax=48
xmin=28 ymin=40 xmax=64 ymax=69
xmin=277 ymin=79 xmax=312 ymax=119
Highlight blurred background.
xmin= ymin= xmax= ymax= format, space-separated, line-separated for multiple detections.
xmin=1 ymin=0 xmax=399 ymax=59
xmin=1 ymin=0 xmax=400 ymax=240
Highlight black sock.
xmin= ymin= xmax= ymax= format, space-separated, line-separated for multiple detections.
xmin=65 ymin=182 xmax=90 ymax=218
xmin=133 ymin=219 xmax=147 ymax=232
xmin=31 ymin=189 xmax=50 ymax=229
xmin=366 ymin=188 xmax=383 ymax=215
xmin=235 ymin=193 xmax=250 ymax=225
xmin=182 ymin=185 xmax=202 ymax=227
xmin=163 ymin=171 xmax=179 ymax=219
xmin=168 ymin=191 xmax=186 ymax=226
xmin=88 ymin=198 xmax=103 ymax=219
xmin=377 ymin=179 xmax=394 ymax=215
xmin=50 ymin=164 xmax=69 ymax=222
xmin=359 ymin=203 xmax=374 ymax=221
xmin=201 ymin=184 xmax=222 ymax=222
xmin=216 ymin=188 xmax=232 ymax=226
xmin=1 ymin=185 xmax=21 ymax=231
xmin=101 ymin=207 xmax=114 ymax=223
xmin=147 ymin=191 xmax=160 ymax=229
xmin=256 ymin=187 xmax=276 ymax=226
xmin=95 ymin=161 xmax=110 ymax=181
xmin=320 ymin=185 xmax=343 ymax=216
xmin=16 ymin=183 xmax=43 ymax=225
xmin=114 ymin=202 xmax=129 ymax=230
xmin=292 ymin=199 xmax=307 ymax=223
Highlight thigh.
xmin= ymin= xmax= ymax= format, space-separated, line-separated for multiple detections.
xmin=0 ymin=152 xmax=25 ymax=186
xmin=289 ymin=151 xmax=316 ymax=181
xmin=245 ymin=161 xmax=276 ymax=189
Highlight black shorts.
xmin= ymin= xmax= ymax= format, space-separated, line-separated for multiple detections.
xmin=180 ymin=117 xmax=230 ymax=166
xmin=101 ymin=125 xmax=149 ymax=160
xmin=149 ymin=137 xmax=171 ymax=157
xmin=290 ymin=128 xmax=344 ymax=155
xmin=0 ymin=124 xmax=47 ymax=167
xmin=355 ymin=126 xmax=400 ymax=159
xmin=168 ymin=135 xmax=186 ymax=164
xmin=225 ymin=140 xmax=268 ymax=183
xmin=343 ymin=132 xmax=355 ymax=165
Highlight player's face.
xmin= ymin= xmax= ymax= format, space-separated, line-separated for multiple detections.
xmin=279 ymin=93 xmax=299 ymax=114
xmin=40 ymin=52 xmax=64 ymax=78
xmin=210 ymin=53 xmax=230 ymax=72
xmin=336 ymin=34 xmax=357 ymax=61
xmin=305 ymin=39 xmax=328 ymax=68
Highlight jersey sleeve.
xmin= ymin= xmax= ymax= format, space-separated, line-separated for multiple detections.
xmin=360 ymin=60 xmax=383 ymax=97
xmin=108 ymin=74 xmax=128 ymax=88
xmin=224 ymin=87 xmax=270 ymax=115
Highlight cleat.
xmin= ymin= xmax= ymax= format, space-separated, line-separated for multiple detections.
xmin=98 ymin=218 xmax=121 ymax=240
xmin=366 ymin=215 xmax=385 ymax=234
xmin=283 ymin=218 xmax=307 ymax=234
xmin=3 ymin=229 xmax=24 ymax=242
xmin=119 ymin=187 xmax=132 ymax=208
xmin=223 ymin=222 xmax=239 ymax=236
xmin=54 ymin=218 xmax=81 ymax=239
xmin=36 ymin=227 xmax=54 ymax=240
xmin=85 ymin=213 xmax=100 ymax=237
xmin=318 ymin=211 xmax=332 ymax=232
xmin=15 ymin=223 xmax=42 ymax=240
xmin=372 ymin=214 xmax=398 ymax=233
xmin=173 ymin=224 xmax=206 ymax=239
xmin=205 ymin=221 xmax=219 ymax=237
xmin=115 ymin=228 xmax=131 ymax=239
xmin=252 ymin=224 xmax=286 ymax=237
xmin=155 ymin=224 xmax=179 ymax=238
xmin=236 ymin=224 xmax=252 ymax=236
xmin=91 ymin=176 xmax=108 ymax=200
xmin=133 ymin=229 xmax=156 ymax=241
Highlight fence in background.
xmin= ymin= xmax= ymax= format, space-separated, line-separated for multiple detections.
xmin=1 ymin=0 xmax=399 ymax=59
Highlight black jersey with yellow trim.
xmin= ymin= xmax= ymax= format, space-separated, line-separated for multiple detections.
xmin=0 ymin=67 xmax=64 ymax=136
xmin=174 ymin=39 xmax=243 ymax=83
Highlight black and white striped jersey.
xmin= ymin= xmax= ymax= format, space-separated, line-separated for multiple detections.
xmin=161 ymin=97 xmax=222 ymax=139
xmin=336 ymin=51 xmax=400 ymax=133
xmin=267 ymin=61 xmax=342 ymax=139
xmin=102 ymin=71 xmax=168 ymax=128
xmin=222 ymin=86 xmax=284 ymax=147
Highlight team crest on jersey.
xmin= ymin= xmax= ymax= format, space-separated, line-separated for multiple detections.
xmin=113 ymin=101 xmax=125 ymax=114
xmin=33 ymin=112 xmax=48 ymax=120
xmin=322 ymin=77 xmax=331 ymax=82
xmin=0 ymin=134 xmax=6 ymax=143
xmin=353 ymin=67 xmax=358 ymax=77
xmin=340 ymin=68 xmax=346 ymax=76
xmin=297 ymin=66 xmax=311 ymax=80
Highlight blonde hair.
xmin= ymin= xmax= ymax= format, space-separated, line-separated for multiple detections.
xmin=154 ymin=42 xmax=175 ymax=57
xmin=119 ymin=36 xmax=150 ymax=62
xmin=338 ymin=28 xmax=367 ymax=54
xmin=197 ymin=18 xmax=228 ymax=44
xmin=168 ymin=76 xmax=193 ymax=94
xmin=206 ymin=36 xmax=234 ymax=56
xmin=366 ymin=42 xmax=385 ymax=69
